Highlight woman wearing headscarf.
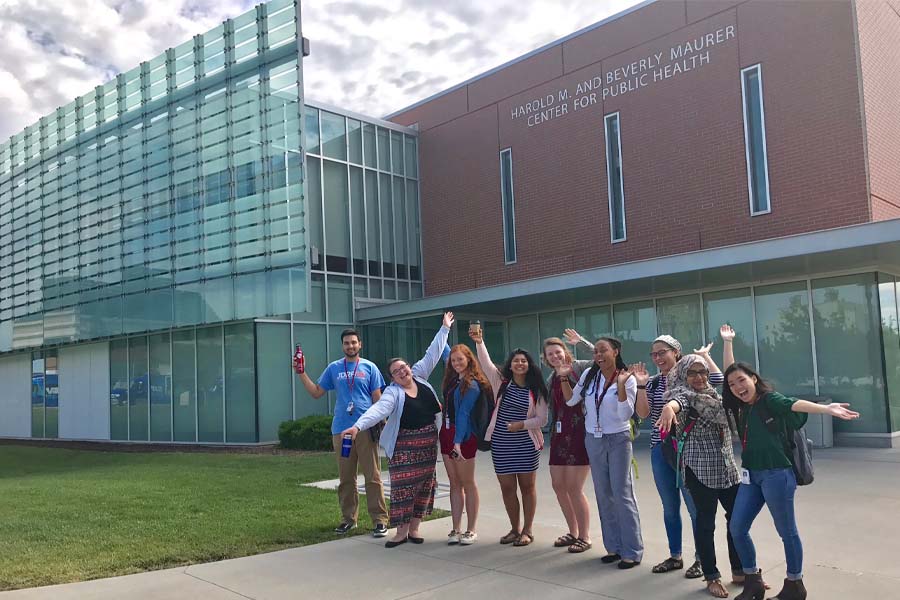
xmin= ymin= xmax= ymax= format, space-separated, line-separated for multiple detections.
xmin=656 ymin=353 xmax=741 ymax=598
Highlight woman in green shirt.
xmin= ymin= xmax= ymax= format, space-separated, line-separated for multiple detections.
xmin=721 ymin=362 xmax=859 ymax=600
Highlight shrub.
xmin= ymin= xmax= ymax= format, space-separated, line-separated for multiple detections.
xmin=278 ymin=415 xmax=334 ymax=451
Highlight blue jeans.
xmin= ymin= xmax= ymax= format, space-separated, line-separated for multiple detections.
xmin=729 ymin=467 xmax=803 ymax=580
xmin=650 ymin=443 xmax=698 ymax=558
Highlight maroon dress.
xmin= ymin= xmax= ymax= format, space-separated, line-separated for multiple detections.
xmin=548 ymin=372 xmax=590 ymax=466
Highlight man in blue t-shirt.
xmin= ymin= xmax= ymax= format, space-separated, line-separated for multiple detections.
xmin=297 ymin=328 xmax=388 ymax=537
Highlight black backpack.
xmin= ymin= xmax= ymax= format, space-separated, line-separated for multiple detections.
xmin=470 ymin=382 xmax=496 ymax=452
xmin=753 ymin=398 xmax=814 ymax=486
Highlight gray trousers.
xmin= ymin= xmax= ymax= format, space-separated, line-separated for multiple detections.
xmin=585 ymin=431 xmax=644 ymax=562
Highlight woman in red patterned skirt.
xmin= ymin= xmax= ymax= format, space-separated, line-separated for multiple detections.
xmin=543 ymin=336 xmax=594 ymax=553
xmin=343 ymin=312 xmax=453 ymax=547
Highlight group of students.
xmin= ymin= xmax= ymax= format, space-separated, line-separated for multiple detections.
xmin=300 ymin=313 xmax=860 ymax=600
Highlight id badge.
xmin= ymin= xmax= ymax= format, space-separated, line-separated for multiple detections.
xmin=740 ymin=468 xmax=750 ymax=485
xmin=555 ymin=421 xmax=562 ymax=434
xmin=445 ymin=417 xmax=451 ymax=429
xmin=594 ymin=424 xmax=602 ymax=438
xmin=346 ymin=401 xmax=354 ymax=415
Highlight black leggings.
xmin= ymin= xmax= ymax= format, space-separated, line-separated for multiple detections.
xmin=685 ymin=467 xmax=741 ymax=581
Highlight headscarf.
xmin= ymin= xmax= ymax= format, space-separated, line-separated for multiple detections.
xmin=663 ymin=354 xmax=729 ymax=427
xmin=653 ymin=334 xmax=682 ymax=354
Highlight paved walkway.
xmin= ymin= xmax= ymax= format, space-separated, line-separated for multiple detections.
xmin=4 ymin=445 xmax=900 ymax=599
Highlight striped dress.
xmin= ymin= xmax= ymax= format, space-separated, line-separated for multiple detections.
xmin=491 ymin=383 xmax=541 ymax=475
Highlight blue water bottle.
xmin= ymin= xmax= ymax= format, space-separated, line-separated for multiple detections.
xmin=341 ymin=434 xmax=353 ymax=458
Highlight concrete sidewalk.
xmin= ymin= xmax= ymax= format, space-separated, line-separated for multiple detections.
xmin=4 ymin=445 xmax=899 ymax=599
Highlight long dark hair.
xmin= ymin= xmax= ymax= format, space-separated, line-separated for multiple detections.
xmin=499 ymin=348 xmax=548 ymax=404
xmin=722 ymin=362 xmax=774 ymax=423
xmin=580 ymin=336 xmax=627 ymax=399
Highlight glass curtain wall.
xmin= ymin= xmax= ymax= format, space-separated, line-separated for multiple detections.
xmin=0 ymin=0 xmax=307 ymax=354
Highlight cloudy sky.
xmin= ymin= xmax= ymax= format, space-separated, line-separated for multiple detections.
xmin=0 ymin=0 xmax=641 ymax=141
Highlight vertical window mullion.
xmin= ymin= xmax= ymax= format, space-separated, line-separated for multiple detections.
xmin=741 ymin=64 xmax=771 ymax=215
xmin=604 ymin=112 xmax=626 ymax=243
xmin=500 ymin=148 xmax=516 ymax=264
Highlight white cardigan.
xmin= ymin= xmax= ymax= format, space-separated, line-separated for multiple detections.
xmin=353 ymin=325 xmax=450 ymax=458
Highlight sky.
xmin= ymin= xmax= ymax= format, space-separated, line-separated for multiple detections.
xmin=0 ymin=0 xmax=642 ymax=141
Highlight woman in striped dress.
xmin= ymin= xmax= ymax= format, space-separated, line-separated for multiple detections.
xmin=471 ymin=327 xmax=548 ymax=547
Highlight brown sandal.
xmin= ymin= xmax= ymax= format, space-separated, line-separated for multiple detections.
xmin=513 ymin=532 xmax=534 ymax=546
xmin=568 ymin=538 xmax=592 ymax=553
xmin=554 ymin=533 xmax=577 ymax=547
xmin=500 ymin=529 xmax=520 ymax=544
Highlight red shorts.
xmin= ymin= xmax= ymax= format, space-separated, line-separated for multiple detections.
xmin=439 ymin=424 xmax=478 ymax=459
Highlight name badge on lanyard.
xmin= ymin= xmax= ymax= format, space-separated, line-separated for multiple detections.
xmin=593 ymin=370 xmax=618 ymax=438
xmin=555 ymin=421 xmax=562 ymax=434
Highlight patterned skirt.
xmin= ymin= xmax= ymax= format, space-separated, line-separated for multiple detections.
xmin=388 ymin=423 xmax=438 ymax=527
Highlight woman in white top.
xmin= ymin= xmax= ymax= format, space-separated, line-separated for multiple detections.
xmin=565 ymin=336 xmax=643 ymax=568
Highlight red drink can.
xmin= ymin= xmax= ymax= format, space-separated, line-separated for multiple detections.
xmin=293 ymin=344 xmax=305 ymax=374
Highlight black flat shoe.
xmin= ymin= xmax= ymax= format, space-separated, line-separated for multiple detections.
xmin=601 ymin=553 xmax=622 ymax=564
xmin=408 ymin=535 xmax=424 ymax=544
xmin=385 ymin=537 xmax=408 ymax=548
xmin=618 ymin=560 xmax=641 ymax=570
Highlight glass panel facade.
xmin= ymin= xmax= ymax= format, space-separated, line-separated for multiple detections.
xmin=614 ymin=300 xmax=656 ymax=365
xmin=110 ymin=339 xmax=129 ymax=439
xmin=0 ymin=0 xmax=308 ymax=353
xmin=741 ymin=65 xmax=771 ymax=214
xmin=294 ymin=323 xmax=328 ymax=418
xmin=878 ymin=274 xmax=900 ymax=432
xmin=656 ymin=295 xmax=702 ymax=353
xmin=257 ymin=322 xmax=292 ymax=442
xmin=812 ymin=274 xmax=886 ymax=433
xmin=172 ymin=329 xmax=196 ymax=441
xmin=508 ymin=315 xmax=539 ymax=358
xmin=574 ymin=306 xmax=612 ymax=360
xmin=225 ymin=323 xmax=256 ymax=442
xmin=128 ymin=336 xmax=149 ymax=441
xmin=197 ymin=326 xmax=224 ymax=442
xmin=604 ymin=112 xmax=626 ymax=241
xmin=703 ymin=288 xmax=755 ymax=367
xmin=754 ymin=282 xmax=815 ymax=397
xmin=44 ymin=352 xmax=58 ymax=439
xmin=31 ymin=355 xmax=44 ymax=438
xmin=500 ymin=149 xmax=516 ymax=263
xmin=149 ymin=333 xmax=172 ymax=441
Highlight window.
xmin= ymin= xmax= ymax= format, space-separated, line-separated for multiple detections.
xmin=741 ymin=64 xmax=771 ymax=215
xmin=500 ymin=148 xmax=516 ymax=264
xmin=604 ymin=112 xmax=626 ymax=242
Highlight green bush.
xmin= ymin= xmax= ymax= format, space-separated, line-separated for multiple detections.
xmin=278 ymin=415 xmax=334 ymax=451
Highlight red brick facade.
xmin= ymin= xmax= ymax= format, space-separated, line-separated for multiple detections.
xmin=391 ymin=0 xmax=878 ymax=297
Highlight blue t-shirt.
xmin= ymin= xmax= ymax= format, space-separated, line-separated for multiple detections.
xmin=318 ymin=357 xmax=386 ymax=434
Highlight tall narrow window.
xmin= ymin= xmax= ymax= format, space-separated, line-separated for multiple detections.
xmin=741 ymin=64 xmax=771 ymax=215
xmin=604 ymin=113 xmax=626 ymax=242
xmin=500 ymin=148 xmax=516 ymax=264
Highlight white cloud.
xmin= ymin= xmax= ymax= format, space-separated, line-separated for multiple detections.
xmin=0 ymin=0 xmax=641 ymax=140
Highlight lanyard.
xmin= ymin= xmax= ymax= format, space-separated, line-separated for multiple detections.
xmin=343 ymin=359 xmax=361 ymax=395
xmin=741 ymin=404 xmax=752 ymax=450
xmin=594 ymin=370 xmax=619 ymax=427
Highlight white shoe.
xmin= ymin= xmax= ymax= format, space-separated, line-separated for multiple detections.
xmin=447 ymin=529 xmax=460 ymax=545
xmin=459 ymin=531 xmax=477 ymax=545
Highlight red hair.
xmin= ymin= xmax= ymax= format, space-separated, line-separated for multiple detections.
xmin=442 ymin=344 xmax=490 ymax=397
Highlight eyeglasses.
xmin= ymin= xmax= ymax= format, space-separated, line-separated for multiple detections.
xmin=686 ymin=368 xmax=710 ymax=378
xmin=390 ymin=364 xmax=410 ymax=377
xmin=649 ymin=349 xmax=671 ymax=359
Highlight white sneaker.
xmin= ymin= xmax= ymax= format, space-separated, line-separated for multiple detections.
xmin=459 ymin=531 xmax=477 ymax=545
xmin=447 ymin=530 xmax=460 ymax=545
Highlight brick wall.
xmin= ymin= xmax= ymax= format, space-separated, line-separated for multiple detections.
xmin=856 ymin=0 xmax=900 ymax=221
xmin=392 ymin=0 xmax=870 ymax=297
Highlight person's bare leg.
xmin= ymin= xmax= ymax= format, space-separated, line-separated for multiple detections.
xmin=551 ymin=465 xmax=578 ymax=538
xmin=444 ymin=456 xmax=463 ymax=532
xmin=518 ymin=471 xmax=538 ymax=536
xmin=497 ymin=474 xmax=521 ymax=533
xmin=457 ymin=458 xmax=479 ymax=532
xmin=569 ymin=465 xmax=592 ymax=542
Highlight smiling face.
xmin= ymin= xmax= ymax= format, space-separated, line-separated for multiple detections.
xmin=727 ymin=368 xmax=759 ymax=404
xmin=543 ymin=343 xmax=568 ymax=369
xmin=510 ymin=353 xmax=530 ymax=377
xmin=389 ymin=360 xmax=412 ymax=387
xmin=342 ymin=334 xmax=361 ymax=359
xmin=450 ymin=349 xmax=469 ymax=375
xmin=685 ymin=364 xmax=710 ymax=392
xmin=593 ymin=340 xmax=618 ymax=371
xmin=650 ymin=341 xmax=677 ymax=374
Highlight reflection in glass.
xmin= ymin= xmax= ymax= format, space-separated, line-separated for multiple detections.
xmin=294 ymin=323 xmax=328 ymax=418
xmin=257 ymin=323 xmax=292 ymax=442
xmin=149 ymin=333 xmax=172 ymax=441
xmin=614 ymin=300 xmax=657 ymax=365
xmin=110 ymin=339 xmax=129 ymax=440
xmin=574 ymin=306 xmax=612 ymax=361
xmin=44 ymin=352 xmax=58 ymax=439
xmin=812 ymin=274 xmax=886 ymax=433
xmin=656 ymin=295 xmax=702 ymax=352
xmin=197 ymin=325 xmax=224 ymax=442
xmin=703 ymin=288 xmax=755 ymax=367
xmin=878 ymin=275 xmax=900 ymax=432
xmin=754 ymin=282 xmax=815 ymax=397
xmin=128 ymin=336 xmax=149 ymax=440
xmin=225 ymin=323 xmax=256 ymax=442
xmin=31 ymin=355 xmax=44 ymax=438
xmin=172 ymin=329 xmax=196 ymax=442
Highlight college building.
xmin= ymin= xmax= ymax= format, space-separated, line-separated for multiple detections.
xmin=1 ymin=0 xmax=899 ymax=446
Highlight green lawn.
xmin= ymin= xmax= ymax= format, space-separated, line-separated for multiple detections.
xmin=0 ymin=446 xmax=427 ymax=591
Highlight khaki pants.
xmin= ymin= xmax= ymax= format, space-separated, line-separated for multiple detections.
xmin=332 ymin=431 xmax=388 ymax=526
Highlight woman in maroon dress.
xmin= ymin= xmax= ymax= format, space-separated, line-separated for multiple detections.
xmin=543 ymin=337 xmax=593 ymax=553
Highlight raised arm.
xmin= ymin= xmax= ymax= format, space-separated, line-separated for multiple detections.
xmin=343 ymin=388 xmax=399 ymax=437
xmin=564 ymin=328 xmax=594 ymax=353
xmin=630 ymin=362 xmax=651 ymax=419
xmin=720 ymin=324 xmax=736 ymax=370
xmin=410 ymin=312 xmax=454 ymax=380
xmin=693 ymin=341 xmax=722 ymax=375
xmin=471 ymin=326 xmax=502 ymax=396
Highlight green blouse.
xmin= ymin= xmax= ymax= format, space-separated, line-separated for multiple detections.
xmin=738 ymin=391 xmax=808 ymax=471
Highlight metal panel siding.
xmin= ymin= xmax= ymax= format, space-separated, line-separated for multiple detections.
xmin=0 ymin=353 xmax=32 ymax=437
xmin=59 ymin=343 xmax=111 ymax=440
